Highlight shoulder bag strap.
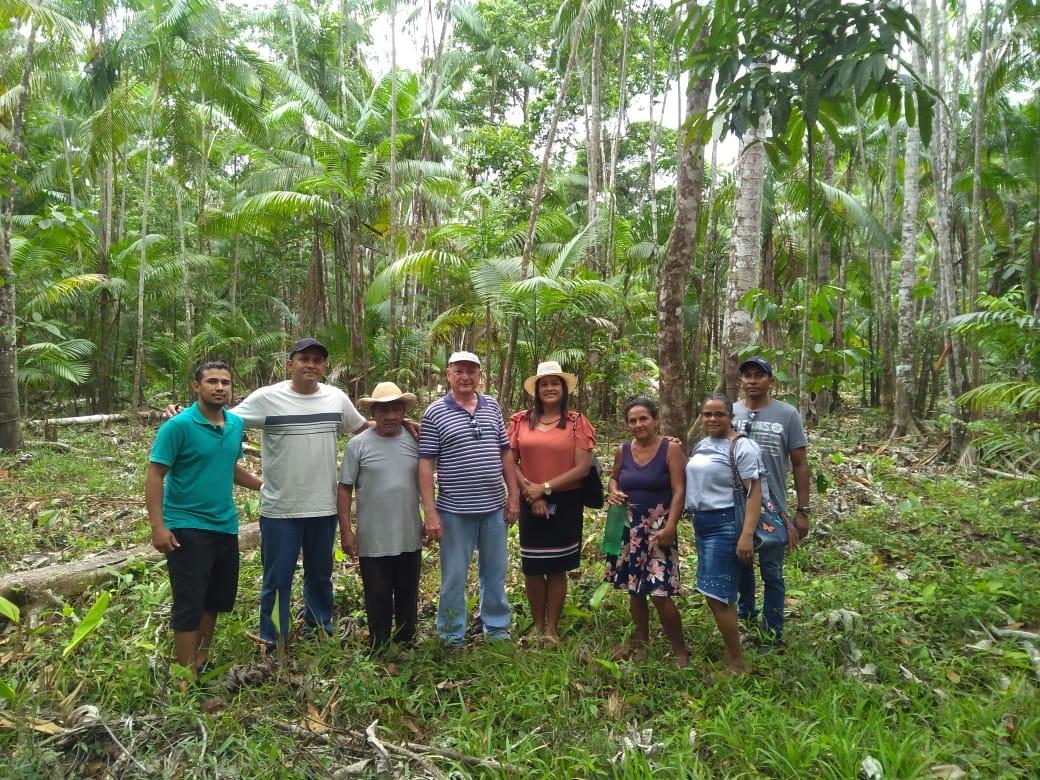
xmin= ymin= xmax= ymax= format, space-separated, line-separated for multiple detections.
xmin=727 ymin=434 xmax=749 ymax=495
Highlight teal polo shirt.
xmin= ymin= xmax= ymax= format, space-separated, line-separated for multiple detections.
xmin=149 ymin=402 xmax=245 ymax=535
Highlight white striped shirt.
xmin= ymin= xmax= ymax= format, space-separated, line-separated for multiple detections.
xmin=418 ymin=392 xmax=510 ymax=513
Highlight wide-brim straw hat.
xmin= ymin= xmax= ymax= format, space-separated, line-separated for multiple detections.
xmin=523 ymin=361 xmax=578 ymax=397
xmin=358 ymin=381 xmax=417 ymax=412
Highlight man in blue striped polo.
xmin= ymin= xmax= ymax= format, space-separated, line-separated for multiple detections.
xmin=419 ymin=351 xmax=521 ymax=646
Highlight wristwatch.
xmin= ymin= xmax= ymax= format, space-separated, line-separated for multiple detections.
xmin=544 ymin=482 xmax=553 ymax=496
xmin=796 ymin=505 xmax=811 ymax=515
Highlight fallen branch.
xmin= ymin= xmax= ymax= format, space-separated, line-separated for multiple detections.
xmin=989 ymin=626 xmax=1040 ymax=642
xmin=27 ymin=411 xmax=166 ymax=428
xmin=1022 ymin=642 xmax=1040 ymax=684
xmin=979 ymin=467 xmax=1036 ymax=482
xmin=21 ymin=440 xmax=74 ymax=453
xmin=403 ymin=741 xmax=523 ymax=773
xmin=913 ymin=436 xmax=949 ymax=468
xmin=0 ymin=523 xmax=260 ymax=608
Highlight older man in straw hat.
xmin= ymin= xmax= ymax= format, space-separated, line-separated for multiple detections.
xmin=337 ymin=382 xmax=424 ymax=650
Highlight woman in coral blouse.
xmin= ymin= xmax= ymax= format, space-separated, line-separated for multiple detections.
xmin=508 ymin=361 xmax=595 ymax=648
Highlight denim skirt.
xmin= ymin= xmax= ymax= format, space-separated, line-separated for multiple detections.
xmin=691 ymin=505 xmax=740 ymax=605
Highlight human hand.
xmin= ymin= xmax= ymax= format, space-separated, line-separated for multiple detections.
xmin=506 ymin=496 xmax=520 ymax=525
xmin=423 ymin=510 xmax=442 ymax=544
xmin=793 ymin=510 xmax=810 ymax=542
xmin=522 ymin=480 xmax=545 ymax=503
xmin=404 ymin=419 xmax=421 ymax=441
xmin=164 ymin=403 xmax=183 ymax=419
xmin=151 ymin=527 xmax=180 ymax=554
xmin=607 ymin=485 xmax=628 ymax=505
xmin=736 ymin=532 xmax=755 ymax=564
xmin=651 ymin=525 xmax=676 ymax=549
xmin=340 ymin=527 xmax=358 ymax=558
xmin=530 ymin=498 xmax=549 ymax=517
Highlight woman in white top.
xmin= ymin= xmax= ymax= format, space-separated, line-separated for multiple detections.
xmin=685 ymin=393 xmax=762 ymax=675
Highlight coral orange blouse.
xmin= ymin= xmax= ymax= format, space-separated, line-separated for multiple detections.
xmin=507 ymin=410 xmax=596 ymax=487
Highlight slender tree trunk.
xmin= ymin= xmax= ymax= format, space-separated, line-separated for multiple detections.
xmin=229 ymin=236 xmax=240 ymax=319
xmin=892 ymin=5 xmax=925 ymax=436
xmin=719 ymin=117 xmax=768 ymax=401
xmin=0 ymin=22 xmax=37 ymax=450
xmin=604 ymin=0 xmax=632 ymax=276
xmin=587 ymin=23 xmax=603 ymax=267
xmin=930 ymin=0 xmax=971 ymax=458
xmin=176 ymin=186 xmax=193 ymax=391
xmin=968 ymin=0 xmax=989 ymax=388
xmin=96 ymin=157 xmax=115 ymax=413
xmin=656 ymin=38 xmax=709 ymax=440
xmin=501 ymin=0 xmax=589 ymax=409
xmin=811 ymin=137 xmax=835 ymax=416
xmin=388 ymin=0 xmax=400 ymax=368
xmin=132 ymin=65 xmax=163 ymax=412
xmin=879 ymin=125 xmax=898 ymax=412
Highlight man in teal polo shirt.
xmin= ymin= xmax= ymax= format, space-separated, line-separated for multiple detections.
xmin=145 ymin=361 xmax=261 ymax=683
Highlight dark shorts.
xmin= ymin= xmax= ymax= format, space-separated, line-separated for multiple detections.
xmin=166 ymin=527 xmax=240 ymax=631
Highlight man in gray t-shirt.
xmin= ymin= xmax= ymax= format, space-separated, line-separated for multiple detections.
xmin=338 ymin=382 xmax=423 ymax=649
xmin=732 ymin=356 xmax=811 ymax=643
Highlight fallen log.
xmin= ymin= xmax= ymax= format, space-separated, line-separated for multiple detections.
xmin=26 ymin=411 xmax=166 ymax=428
xmin=0 ymin=522 xmax=260 ymax=608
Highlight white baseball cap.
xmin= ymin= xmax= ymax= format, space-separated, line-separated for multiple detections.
xmin=447 ymin=351 xmax=481 ymax=366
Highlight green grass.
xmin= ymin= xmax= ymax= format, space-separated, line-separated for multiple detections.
xmin=1 ymin=413 xmax=1038 ymax=777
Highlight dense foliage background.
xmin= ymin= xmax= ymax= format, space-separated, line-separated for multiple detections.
xmin=1 ymin=0 xmax=1038 ymax=473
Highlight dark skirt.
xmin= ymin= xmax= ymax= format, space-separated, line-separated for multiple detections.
xmin=519 ymin=488 xmax=583 ymax=575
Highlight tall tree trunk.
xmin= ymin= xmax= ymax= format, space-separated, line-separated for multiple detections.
xmin=968 ymin=0 xmax=989 ymax=388
xmin=719 ymin=117 xmax=768 ymax=401
xmin=878 ymin=125 xmax=899 ymax=412
xmin=586 ymin=22 xmax=603 ymax=267
xmin=96 ymin=157 xmax=115 ymax=413
xmin=604 ymin=0 xmax=632 ymax=277
xmin=388 ymin=0 xmax=400 ymax=369
xmin=176 ymin=186 xmax=193 ymax=391
xmin=0 ymin=22 xmax=37 ymax=451
xmin=930 ymin=0 xmax=971 ymax=458
xmin=131 ymin=65 xmax=163 ymax=412
xmin=656 ymin=39 xmax=710 ymax=441
xmin=229 ymin=236 xmax=240 ymax=319
xmin=301 ymin=223 xmax=328 ymax=335
xmin=501 ymin=0 xmax=589 ymax=409
xmin=811 ymin=137 xmax=835 ymax=416
xmin=892 ymin=5 xmax=925 ymax=437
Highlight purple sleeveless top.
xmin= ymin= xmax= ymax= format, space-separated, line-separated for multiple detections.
xmin=618 ymin=439 xmax=672 ymax=510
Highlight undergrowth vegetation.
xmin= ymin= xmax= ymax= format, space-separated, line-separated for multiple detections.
xmin=1 ymin=412 xmax=1038 ymax=777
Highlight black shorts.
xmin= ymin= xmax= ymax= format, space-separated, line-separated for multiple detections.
xmin=166 ymin=528 xmax=240 ymax=631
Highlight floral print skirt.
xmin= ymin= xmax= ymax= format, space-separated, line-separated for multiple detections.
xmin=604 ymin=503 xmax=680 ymax=597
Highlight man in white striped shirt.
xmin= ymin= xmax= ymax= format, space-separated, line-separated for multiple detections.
xmin=418 ymin=351 xmax=521 ymax=646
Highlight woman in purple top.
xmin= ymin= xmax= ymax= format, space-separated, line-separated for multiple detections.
xmin=605 ymin=398 xmax=690 ymax=668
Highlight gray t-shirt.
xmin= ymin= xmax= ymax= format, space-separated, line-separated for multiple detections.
xmin=732 ymin=398 xmax=807 ymax=514
xmin=232 ymin=381 xmax=366 ymax=518
xmin=339 ymin=428 xmax=422 ymax=557
xmin=685 ymin=436 xmax=761 ymax=512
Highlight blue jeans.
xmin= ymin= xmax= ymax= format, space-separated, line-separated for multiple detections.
xmin=437 ymin=508 xmax=511 ymax=644
xmin=737 ymin=541 xmax=786 ymax=638
xmin=259 ymin=515 xmax=337 ymax=645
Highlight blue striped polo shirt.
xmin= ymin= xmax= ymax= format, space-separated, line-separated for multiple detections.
xmin=418 ymin=392 xmax=510 ymax=513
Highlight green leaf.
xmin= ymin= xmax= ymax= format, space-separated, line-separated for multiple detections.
xmin=816 ymin=471 xmax=830 ymax=494
xmin=904 ymin=88 xmax=916 ymax=128
xmin=917 ymin=88 xmax=933 ymax=145
xmin=887 ymin=83 xmax=902 ymax=126
xmin=0 ymin=595 xmax=19 ymax=623
xmin=873 ymin=90 xmax=889 ymax=122
xmin=0 ymin=678 xmax=15 ymax=706
xmin=590 ymin=581 xmax=611 ymax=610
xmin=63 ymin=591 xmax=111 ymax=658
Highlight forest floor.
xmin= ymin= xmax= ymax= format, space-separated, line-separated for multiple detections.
xmin=0 ymin=409 xmax=1038 ymax=778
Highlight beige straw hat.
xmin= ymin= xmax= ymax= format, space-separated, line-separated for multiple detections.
xmin=358 ymin=381 xmax=417 ymax=412
xmin=523 ymin=361 xmax=578 ymax=397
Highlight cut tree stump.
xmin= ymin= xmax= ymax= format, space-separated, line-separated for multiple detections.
xmin=0 ymin=522 xmax=260 ymax=608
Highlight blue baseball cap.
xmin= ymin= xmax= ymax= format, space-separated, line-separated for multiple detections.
xmin=739 ymin=356 xmax=772 ymax=376
xmin=289 ymin=337 xmax=329 ymax=358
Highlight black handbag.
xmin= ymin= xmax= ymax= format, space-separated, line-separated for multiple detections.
xmin=574 ymin=413 xmax=604 ymax=508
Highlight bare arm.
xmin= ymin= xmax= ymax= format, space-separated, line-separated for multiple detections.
xmin=736 ymin=478 xmax=762 ymax=564
xmin=145 ymin=462 xmax=179 ymax=553
xmin=790 ymin=446 xmax=811 ymax=541
xmin=233 ymin=463 xmax=261 ymax=491
xmin=651 ymin=441 xmax=686 ymax=548
xmin=418 ymin=457 xmax=441 ymax=542
xmin=337 ymin=483 xmax=358 ymax=557
xmin=502 ymin=450 xmax=521 ymax=525
xmin=607 ymin=446 xmax=626 ymax=505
